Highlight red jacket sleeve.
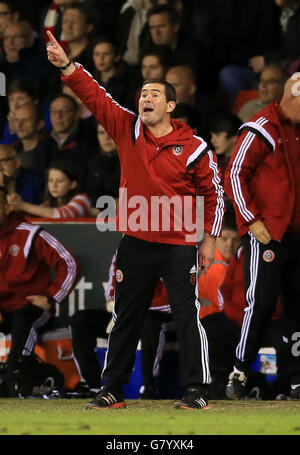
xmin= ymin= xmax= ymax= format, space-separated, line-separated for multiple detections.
xmin=225 ymin=130 xmax=270 ymax=226
xmin=61 ymin=63 xmax=135 ymax=145
xmin=34 ymin=230 xmax=80 ymax=302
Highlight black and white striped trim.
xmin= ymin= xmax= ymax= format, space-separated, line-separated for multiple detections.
xmin=195 ymin=397 xmax=208 ymax=408
xmin=99 ymin=391 xmax=119 ymax=405
xmin=131 ymin=115 xmax=141 ymax=144
xmin=230 ymin=117 xmax=269 ymax=223
xmin=207 ymin=151 xmax=224 ymax=236
xmin=39 ymin=230 xmax=77 ymax=303
xmin=22 ymin=310 xmax=52 ymax=356
xmin=194 ymin=248 xmax=211 ymax=384
xmin=186 ymin=137 xmax=210 ymax=171
xmin=16 ymin=223 xmax=43 ymax=260
xmin=236 ymin=232 xmax=259 ymax=361
xmin=239 ymin=119 xmax=275 ymax=152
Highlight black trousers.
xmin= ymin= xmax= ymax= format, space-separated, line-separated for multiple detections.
xmin=102 ymin=235 xmax=211 ymax=388
xmin=0 ymin=304 xmax=52 ymax=376
xmin=235 ymin=232 xmax=300 ymax=383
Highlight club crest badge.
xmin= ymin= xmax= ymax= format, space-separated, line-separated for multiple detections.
xmin=10 ymin=244 xmax=20 ymax=256
xmin=116 ymin=269 xmax=123 ymax=283
xmin=173 ymin=145 xmax=183 ymax=156
xmin=263 ymin=250 xmax=275 ymax=262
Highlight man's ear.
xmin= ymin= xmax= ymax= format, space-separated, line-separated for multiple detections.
xmin=37 ymin=120 xmax=45 ymax=132
xmin=70 ymin=180 xmax=77 ymax=190
xmin=87 ymin=23 xmax=94 ymax=34
xmin=167 ymin=101 xmax=176 ymax=114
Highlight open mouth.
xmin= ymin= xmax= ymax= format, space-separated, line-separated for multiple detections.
xmin=143 ymin=107 xmax=153 ymax=113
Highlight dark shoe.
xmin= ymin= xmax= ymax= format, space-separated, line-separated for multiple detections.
xmin=174 ymin=385 xmax=210 ymax=410
xmin=225 ymin=371 xmax=247 ymax=400
xmin=139 ymin=385 xmax=157 ymax=399
xmin=290 ymin=385 xmax=300 ymax=399
xmin=85 ymin=386 xmax=126 ymax=410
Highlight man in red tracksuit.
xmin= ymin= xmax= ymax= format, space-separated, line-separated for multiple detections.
xmin=225 ymin=74 xmax=300 ymax=400
xmin=47 ymin=31 xmax=224 ymax=410
xmin=0 ymin=186 xmax=80 ymax=394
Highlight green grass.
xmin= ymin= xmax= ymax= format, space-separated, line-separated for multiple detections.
xmin=0 ymin=399 xmax=300 ymax=435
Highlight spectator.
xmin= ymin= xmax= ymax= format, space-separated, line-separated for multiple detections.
xmin=224 ymin=73 xmax=300 ymax=400
xmin=44 ymin=0 xmax=81 ymax=53
xmin=86 ymin=123 xmax=120 ymax=208
xmin=8 ymin=160 xmax=91 ymax=219
xmin=0 ymin=20 xmax=50 ymax=85
xmin=0 ymin=144 xmax=44 ymax=204
xmin=249 ymin=0 xmax=300 ymax=75
xmin=0 ymin=78 xmax=52 ymax=146
xmin=238 ymin=63 xmax=288 ymax=122
xmin=13 ymin=103 xmax=53 ymax=175
xmin=91 ymin=37 xmax=137 ymax=110
xmin=0 ymin=185 xmax=80 ymax=396
xmin=49 ymin=94 xmax=98 ymax=171
xmin=209 ymin=113 xmax=242 ymax=187
xmin=165 ymin=65 xmax=224 ymax=141
xmin=116 ymin=0 xmax=153 ymax=66
xmin=0 ymin=1 xmax=19 ymax=51
xmin=140 ymin=4 xmax=209 ymax=86
xmin=62 ymin=82 xmax=92 ymax=119
xmin=61 ymin=1 xmax=95 ymax=71
xmin=198 ymin=204 xmax=241 ymax=320
xmin=133 ymin=44 xmax=175 ymax=109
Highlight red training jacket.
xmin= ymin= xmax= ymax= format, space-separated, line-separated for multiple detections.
xmin=225 ymin=102 xmax=300 ymax=240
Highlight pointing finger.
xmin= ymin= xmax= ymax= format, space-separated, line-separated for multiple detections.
xmin=47 ymin=30 xmax=59 ymax=47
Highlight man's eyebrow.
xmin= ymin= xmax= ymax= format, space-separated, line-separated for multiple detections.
xmin=141 ymin=88 xmax=162 ymax=93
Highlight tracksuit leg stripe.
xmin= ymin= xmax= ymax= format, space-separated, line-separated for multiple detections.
xmin=236 ymin=233 xmax=259 ymax=361
xmin=22 ymin=311 xmax=51 ymax=356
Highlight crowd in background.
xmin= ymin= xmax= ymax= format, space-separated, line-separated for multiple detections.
xmin=0 ymin=0 xmax=299 ymax=218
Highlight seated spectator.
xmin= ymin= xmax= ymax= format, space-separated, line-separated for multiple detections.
xmin=61 ymin=1 xmax=95 ymax=72
xmin=13 ymin=103 xmax=53 ymax=175
xmin=44 ymin=0 xmax=80 ymax=53
xmin=0 ymin=186 xmax=80 ymax=396
xmin=86 ymin=123 xmax=120 ymax=209
xmin=165 ymin=64 xmax=224 ymax=141
xmin=0 ymin=20 xmax=51 ymax=86
xmin=218 ymin=0 xmax=299 ymax=105
xmin=91 ymin=37 xmax=137 ymax=110
xmin=0 ymin=1 xmax=19 ymax=52
xmin=198 ymin=203 xmax=241 ymax=320
xmin=134 ymin=44 xmax=175 ymax=108
xmin=48 ymin=94 xmax=98 ymax=171
xmin=0 ymin=144 xmax=44 ymax=204
xmin=140 ymin=4 xmax=209 ymax=87
xmin=209 ymin=113 xmax=242 ymax=187
xmin=238 ymin=63 xmax=288 ymax=122
xmin=117 ymin=0 xmax=153 ymax=67
xmin=249 ymin=0 xmax=300 ymax=75
xmin=8 ymin=160 xmax=91 ymax=219
xmin=0 ymin=78 xmax=51 ymax=146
